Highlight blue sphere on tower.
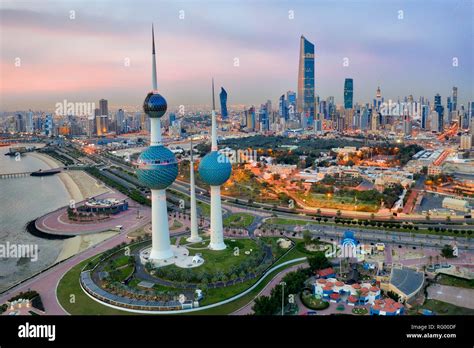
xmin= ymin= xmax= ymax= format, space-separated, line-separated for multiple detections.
xmin=136 ymin=90 xmax=178 ymax=190
xmin=198 ymin=151 xmax=231 ymax=186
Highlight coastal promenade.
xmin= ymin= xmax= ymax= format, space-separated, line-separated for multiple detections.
xmin=35 ymin=191 xmax=150 ymax=236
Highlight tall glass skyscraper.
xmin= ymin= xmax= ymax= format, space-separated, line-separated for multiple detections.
xmin=434 ymin=94 xmax=444 ymax=132
xmin=297 ymin=35 xmax=315 ymax=124
xmin=219 ymin=87 xmax=228 ymax=119
xmin=452 ymin=86 xmax=458 ymax=111
xmin=344 ymin=78 xmax=353 ymax=109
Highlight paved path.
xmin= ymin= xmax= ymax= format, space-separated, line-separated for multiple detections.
xmin=231 ymin=262 xmax=308 ymax=315
xmin=36 ymin=191 xmax=150 ymax=236
xmin=427 ymin=284 xmax=474 ymax=309
xmin=0 ymin=213 xmax=150 ymax=315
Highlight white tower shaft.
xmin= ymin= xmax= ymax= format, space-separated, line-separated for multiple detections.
xmin=187 ymin=140 xmax=201 ymax=242
xmin=150 ymin=118 xmax=162 ymax=145
xmin=150 ymin=189 xmax=174 ymax=260
xmin=209 ymin=185 xmax=226 ymax=250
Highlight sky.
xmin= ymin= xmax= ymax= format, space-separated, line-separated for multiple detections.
xmin=0 ymin=0 xmax=473 ymax=112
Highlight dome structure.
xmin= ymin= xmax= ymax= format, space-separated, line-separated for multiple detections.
xmin=143 ymin=92 xmax=167 ymax=118
xmin=198 ymin=151 xmax=231 ymax=186
xmin=136 ymin=145 xmax=178 ymax=189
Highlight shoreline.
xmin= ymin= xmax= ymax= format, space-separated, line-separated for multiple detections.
xmin=29 ymin=151 xmax=113 ymax=262
xmin=28 ymin=152 xmax=84 ymax=202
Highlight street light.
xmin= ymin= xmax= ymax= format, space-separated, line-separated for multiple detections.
xmin=279 ymin=281 xmax=286 ymax=316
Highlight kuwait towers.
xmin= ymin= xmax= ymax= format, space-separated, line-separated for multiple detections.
xmin=136 ymin=25 xmax=178 ymax=261
xmin=198 ymin=79 xmax=232 ymax=250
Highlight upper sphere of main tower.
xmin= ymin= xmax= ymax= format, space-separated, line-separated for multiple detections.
xmin=143 ymin=92 xmax=167 ymax=118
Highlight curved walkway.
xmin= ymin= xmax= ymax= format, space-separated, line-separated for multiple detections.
xmin=79 ymin=257 xmax=307 ymax=314
xmin=231 ymin=262 xmax=309 ymax=315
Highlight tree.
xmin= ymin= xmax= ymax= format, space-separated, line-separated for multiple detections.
xmin=252 ymin=295 xmax=279 ymax=315
xmin=441 ymin=245 xmax=455 ymax=258
xmin=302 ymin=231 xmax=312 ymax=245
xmin=308 ymin=253 xmax=331 ymax=272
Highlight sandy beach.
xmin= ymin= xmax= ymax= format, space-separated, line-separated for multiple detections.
xmin=29 ymin=151 xmax=114 ymax=261
xmin=55 ymin=231 xmax=119 ymax=262
xmin=29 ymin=152 xmax=110 ymax=202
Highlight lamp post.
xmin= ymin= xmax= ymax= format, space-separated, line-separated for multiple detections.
xmin=279 ymin=281 xmax=286 ymax=316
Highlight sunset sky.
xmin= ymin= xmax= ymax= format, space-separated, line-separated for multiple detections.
xmin=0 ymin=0 xmax=472 ymax=111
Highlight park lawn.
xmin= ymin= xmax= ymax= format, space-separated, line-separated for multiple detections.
xmin=200 ymin=278 xmax=258 ymax=306
xmin=293 ymin=192 xmax=379 ymax=212
xmin=197 ymin=201 xmax=210 ymax=217
xmin=57 ymin=260 xmax=133 ymax=315
xmin=112 ymin=255 xmax=132 ymax=268
xmin=260 ymin=237 xmax=290 ymax=259
xmin=421 ymin=299 xmax=474 ymax=315
xmin=57 ymin=242 xmax=309 ymax=315
xmin=189 ymin=259 xmax=308 ymax=315
xmin=267 ymin=217 xmax=309 ymax=226
xmin=164 ymin=238 xmax=260 ymax=275
xmin=436 ymin=274 xmax=474 ymax=289
xmin=223 ymin=213 xmax=255 ymax=228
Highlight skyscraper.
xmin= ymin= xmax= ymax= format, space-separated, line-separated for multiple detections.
xmin=219 ymin=87 xmax=228 ymax=119
xmin=297 ymin=35 xmax=315 ymax=123
xmin=452 ymin=86 xmax=458 ymax=111
xmin=116 ymin=109 xmax=125 ymax=134
xmin=344 ymin=78 xmax=354 ymax=109
xmin=99 ymin=99 xmax=108 ymax=116
xmin=136 ymin=25 xmax=178 ymax=262
xmin=375 ymin=86 xmax=382 ymax=111
xmin=286 ymin=91 xmax=296 ymax=119
xmin=421 ymin=105 xmax=429 ymax=129
xmin=198 ymin=79 xmax=232 ymax=250
xmin=278 ymin=94 xmax=287 ymax=119
xmin=434 ymin=94 xmax=444 ymax=132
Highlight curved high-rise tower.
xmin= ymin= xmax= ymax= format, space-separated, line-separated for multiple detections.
xmin=198 ymin=79 xmax=232 ymax=250
xmin=136 ymin=25 xmax=178 ymax=261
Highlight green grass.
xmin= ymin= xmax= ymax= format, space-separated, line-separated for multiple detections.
xmin=223 ymin=213 xmax=255 ymax=228
xmin=57 ymin=237 xmax=310 ymax=315
xmin=294 ymin=192 xmax=379 ymax=212
xmin=300 ymin=292 xmax=329 ymax=310
xmin=436 ymin=274 xmax=474 ymax=289
xmin=189 ymin=259 xmax=307 ymax=315
xmin=163 ymin=238 xmax=260 ymax=275
xmin=200 ymin=278 xmax=258 ymax=306
xmin=420 ymin=299 xmax=474 ymax=315
xmin=57 ymin=260 xmax=133 ymax=315
xmin=197 ymin=201 xmax=210 ymax=217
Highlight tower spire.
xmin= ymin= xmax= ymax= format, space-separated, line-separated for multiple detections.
xmin=152 ymin=24 xmax=157 ymax=91
xmin=211 ymin=78 xmax=217 ymax=151
xmin=212 ymin=78 xmax=216 ymax=111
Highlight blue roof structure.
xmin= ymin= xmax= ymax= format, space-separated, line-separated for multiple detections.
xmin=390 ymin=267 xmax=424 ymax=298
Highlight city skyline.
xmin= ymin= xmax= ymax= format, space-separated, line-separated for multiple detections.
xmin=0 ymin=0 xmax=473 ymax=111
